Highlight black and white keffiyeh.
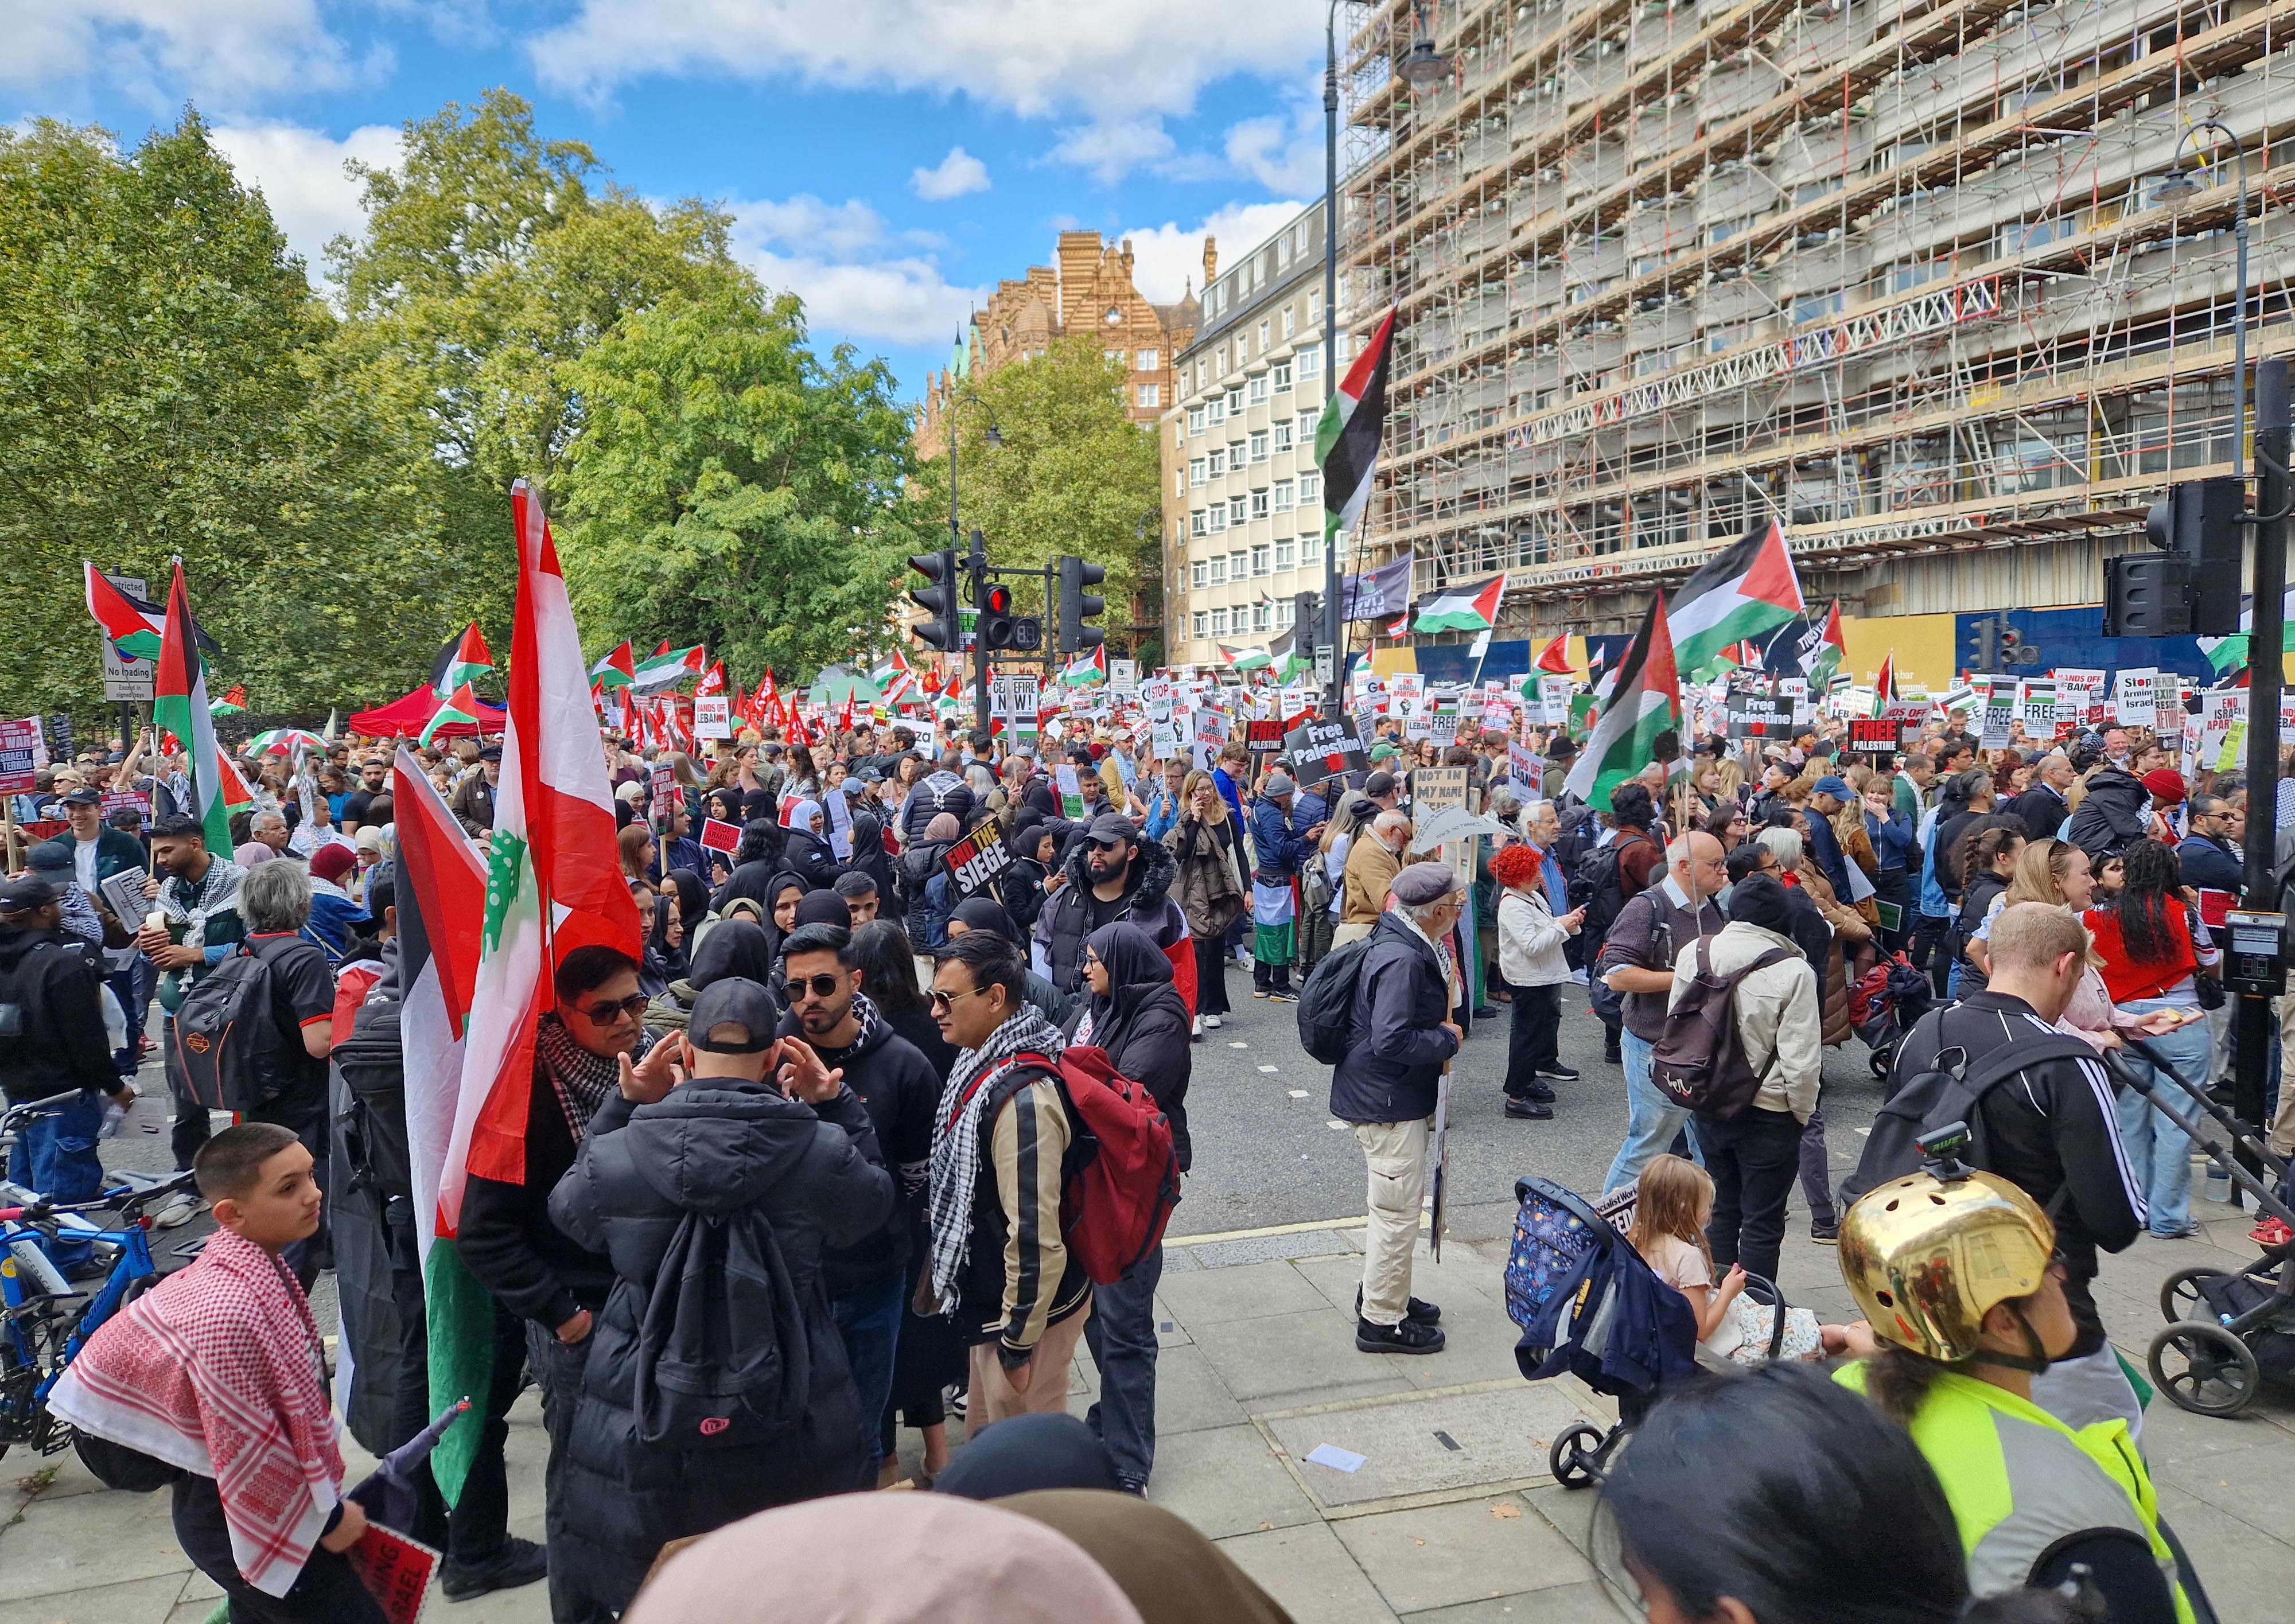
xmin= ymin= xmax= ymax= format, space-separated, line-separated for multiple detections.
xmin=534 ymin=1012 xmax=655 ymax=1142
xmin=924 ymin=1003 xmax=1066 ymax=1315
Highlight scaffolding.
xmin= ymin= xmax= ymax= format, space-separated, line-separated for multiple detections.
xmin=1338 ymin=0 xmax=2295 ymax=640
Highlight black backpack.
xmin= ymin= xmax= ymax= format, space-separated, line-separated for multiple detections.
xmin=1841 ymin=1021 xmax=2099 ymax=1206
xmin=1297 ymin=933 xmax=1375 ymax=1065
xmin=1650 ymin=938 xmax=1798 ymax=1118
xmin=168 ymin=949 xmax=289 ymax=1114
xmin=334 ymin=980 xmax=413 ymax=1200
xmin=1574 ymin=828 xmax=1652 ymax=953
xmin=624 ymin=1205 xmax=810 ymax=1450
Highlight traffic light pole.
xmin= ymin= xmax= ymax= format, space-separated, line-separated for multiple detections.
xmin=2235 ymin=356 xmax=2288 ymax=1168
xmin=970 ymin=528 xmax=993 ymax=741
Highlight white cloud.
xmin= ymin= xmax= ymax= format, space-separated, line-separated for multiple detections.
xmin=1224 ymin=102 xmax=1324 ymax=196
xmin=1121 ymin=200 xmax=1309 ymax=303
xmin=209 ymin=120 xmax=401 ymax=282
xmin=1047 ymin=118 xmax=1175 ymax=188
xmin=4 ymin=0 xmax=372 ymax=110
xmin=726 ymin=194 xmax=978 ymax=349
xmin=911 ymin=145 xmax=989 ymax=202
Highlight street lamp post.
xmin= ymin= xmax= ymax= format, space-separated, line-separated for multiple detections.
xmin=2158 ymin=121 xmax=2251 ymax=477
xmin=1323 ymin=0 xmax=1446 ymax=716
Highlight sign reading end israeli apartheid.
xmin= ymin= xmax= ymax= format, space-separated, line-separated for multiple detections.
xmin=944 ymin=820 xmax=1016 ymax=899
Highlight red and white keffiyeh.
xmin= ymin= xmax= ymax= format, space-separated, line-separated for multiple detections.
xmin=48 ymin=1228 xmax=343 ymax=1597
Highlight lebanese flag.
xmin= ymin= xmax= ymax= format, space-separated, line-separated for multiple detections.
xmin=1413 ymin=573 xmax=1505 ymax=634
xmin=1535 ymin=633 xmax=1574 ymax=674
xmin=446 ymin=478 xmax=641 ymax=1232
xmin=1384 ymin=613 xmax=1410 ymax=640
xmin=590 ymin=641 xmax=636 ymax=690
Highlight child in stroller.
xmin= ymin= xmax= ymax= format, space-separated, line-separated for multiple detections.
xmin=1850 ymin=951 xmax=1932 ymax=1080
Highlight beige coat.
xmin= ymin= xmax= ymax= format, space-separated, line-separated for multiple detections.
xmin=1667 ymin=920 xmax=1822 ymax=1121
xmin=1340 ymin=831 xmax=1405 ymax=926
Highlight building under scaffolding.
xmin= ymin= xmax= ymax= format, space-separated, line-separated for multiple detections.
xmin=1337 ymin=0 xmax=2295 ymax=677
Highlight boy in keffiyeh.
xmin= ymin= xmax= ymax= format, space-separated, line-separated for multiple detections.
xmin=49 ymin=1123 xmax=387 ymax=1621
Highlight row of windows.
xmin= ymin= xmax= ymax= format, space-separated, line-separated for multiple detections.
xmin=1190 ymin=598 xmax=1298 ymax=640
xmin=1188 ymin=417 xmax=1315 ymax=483
xmin=1187 ymin=536 xmax=1321 ymax=589
xmin=1188 ymin=472 xmax=1321 ymax=533
xmin=1184 ymin=353 xmax=1318 ymax=435
xmin=1195 ymin=291 xmax=1322 ymax=385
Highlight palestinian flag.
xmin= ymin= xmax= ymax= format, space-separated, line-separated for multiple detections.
xmin=422 ymin=683 xmax=481 ymax=747
xmin=84 ymin=564 xmax=166 ymax=661
xmin=1872 ymin=653 xmax=1897 ymax=714
xmin=384 ymin=747 xmax=491 ymax=1496
xmin=1061 ymin=646 xmax=1109 ymax=686
xmin=1316 ymin=307 xmax=1398 ymax=546
xmin=1414 ymin=573 xmax=1505 ymax=634
xmin=871 ymin=651 xmax=917 ymax=704
xmin=1216 ymin=642 xmax=1271 ymax=672
xmin=210 ymin=685 xmax=246 ymax=717
xmin=1535 ymin=633 xmax=1574 ymax=674
xmin=1666 ymin=518 xmax=1806 ymax=680
xmin=1806 ymin=599 xmax=1846 ymax=686
xmin=438 ymin=483 xmax=641 ymax=1496
xmin=590 ymin=641 xmax=636 ymax=690
xmin=631 ymin=641 xmax=706 ymax=694
xmin=151 ymin=563 xmax=233 ymax=852
xmin=1563 ymin=592 xmax=1680 ymax=810
xmin=432 ymin=623 xmax=495 ymax=700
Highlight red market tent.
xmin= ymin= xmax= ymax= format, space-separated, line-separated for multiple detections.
xmin=345 ymin=686 xmax=507 ymax=739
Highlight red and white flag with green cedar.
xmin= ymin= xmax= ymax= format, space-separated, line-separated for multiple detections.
xmin=151 ymin=563 xmax=233 ymax=852
xmin=430 ymin=482 xmax=641 ymax=1499
xmin=1316 ymin=307 xmax=1398 ymax=548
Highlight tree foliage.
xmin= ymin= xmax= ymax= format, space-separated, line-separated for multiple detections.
xmin=908 ymin=338 xmax=1164 ymax=651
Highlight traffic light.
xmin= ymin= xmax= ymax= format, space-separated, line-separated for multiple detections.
xmin=2104 ymin=553 xmax=2194 ymax=637
xmin=2140 ymin=477 xmax=2243 ymax=636
xmin=1294 ymin=591 xmax=1322 ymax=661
xmin=908 ymin=548 xmax=962 ymax=651
xmin=975 ymin=578 xmax=1018 ymax=650
xmin=1965 ymin=614 xmax=1999 ymax=675
xmin=1057 ymin=555 xmax=1107 ymax=653
xmin=1996 ymin=623 xmax=2041 ymax=667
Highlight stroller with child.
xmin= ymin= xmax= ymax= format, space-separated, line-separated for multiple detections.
xmin=1503 ymin=1175 xmax=1793 ymax=1488
xmin=1850 ymin=951 xmax=1932 ymax=1081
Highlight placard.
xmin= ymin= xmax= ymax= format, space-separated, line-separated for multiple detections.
xmin=45 ymin=713 xmax=73 ymax=762
xmin=99 ymin=573 xmax=155 ymax=703
xmin=1508 ymin=738 xmax=1545 ymax=796
xmin=344 ymin=1522 xmax=441 ymax=1624
xmin=693 ymin=695 xmax=731 ymax=739
xmin=1108 ymin=658 xmax=1139 ymax=695
xmin=1245 ymin=718 xmax=1287 ymax=752
xmin=0 ymin=716 xmax=48 ymax=795
xmin=1284 ymin=715 xmax=1368 ymax=789
xmin=943 ymin=819 xmax=1017 ymax=899
xmin=1978 ymin=702 xmax=2014 ymax=749
xmin=1848 ymin=719 xmax=1901 ymax=753
xmin=699 ymin=817 xmax=742 ymax=854
xmin=1538 ymin=675 xmax=1573 ymax=726
xmin=100 ymin=788 xmax=149 ymax=824
xmin=1054 ymin=764 xmax=1086 ymax=818
xmin=1727 ymin=695 xmax=1796 ymax=738
xmin=2112 ymin=667 xmax=2157 ymax=730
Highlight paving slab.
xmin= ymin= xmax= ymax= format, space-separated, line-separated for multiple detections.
xmin=1215 ymin=1520 xmax=1400 ymax=1624
xmin=1142 ymin=1422 xmax=1322 ymax=1538
xmin=1399 ymin=1580 xmax=1632 ymax=1623
xmin=1191 ymin=1307 xmax=1418 ymax=1405
xmin=2153 ymin=1484 xmax=2294 ymax=1624
xmin=5 ymin=1481 xmax=188 ymax=1599
xmin=1331 ymin=1493 xmax=1597 ymax=1614
xmin=0 ymin=1575 xmax=190 ymax=1624
xmin=1154 ymin=1258 xmax=1333 ymax=1325
xmin=1263 ymin=1383 xmax=1590 ymax=1510
xmin=1130 ymin=1340 xmax=1248 ymax=1435
xmin=1186 ymin=1229 xmax=1358 ymax=1268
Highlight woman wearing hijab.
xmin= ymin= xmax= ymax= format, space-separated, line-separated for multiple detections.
xmin=657 ymin=869 xmax=709 ymax=967
xmin=846 ymin=808 xmax=895 ymax=901
xmin=783 ymin=799 xmax=842 ymax=891
xmin=1067 ymin=922 xmax=1192 ymax=1496
xmin=711 ymin=819 xmax=787 ymax=914
xmin=1000 ymin=814 xmax=1060 ymax=936
xmin=947 ymin=894 xmax=1075 ymax=1029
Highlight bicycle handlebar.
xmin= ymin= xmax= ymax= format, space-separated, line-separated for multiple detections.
xmin=0 ymin=1089 xmax=91 ymax=1131
xmin=0 ymin=1168 xmax=197 ymax=1225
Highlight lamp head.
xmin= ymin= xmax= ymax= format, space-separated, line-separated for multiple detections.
xmin=1398 ymin=38 xmax=1451 ymax=86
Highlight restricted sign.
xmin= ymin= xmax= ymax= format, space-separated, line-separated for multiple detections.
xmin=943 ymin=820 xmax=1016 ymax=899
xmin=99 ymin=573 xmax=155 ymax=703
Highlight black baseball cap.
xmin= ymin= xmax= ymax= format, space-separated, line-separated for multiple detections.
xmin=1086 ymin=812 xmax=1137 ymax=847
xmin=687 ymin=977 xmax=780 ymax=1053
xmin=60 ymin=786 xmax=102 ymax=807
xmin=0 ymin=875 xmax=57 ymax=914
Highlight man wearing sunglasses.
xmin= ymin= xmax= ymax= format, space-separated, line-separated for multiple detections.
xmin=460 ymin=944 xmax=657 ymax=1624
xmin=1030 ymin=811 xmax=1189 ymax=1003
xmin=776 ymin=922 xmax=938 ymax=1487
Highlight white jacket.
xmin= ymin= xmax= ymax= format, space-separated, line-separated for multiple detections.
xmin=1666 ymin=920 xmax=1822 ymax=1121
xmin=1498 ymin=887 xmax=1574 ymax=988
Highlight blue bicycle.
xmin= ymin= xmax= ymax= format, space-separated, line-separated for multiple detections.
xmin=0 ymin=1089 xmax=198 ymax=1462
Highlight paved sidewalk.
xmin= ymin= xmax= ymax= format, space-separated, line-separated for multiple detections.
xmin=6 ymin=1185 xmax=2291 ymax=1624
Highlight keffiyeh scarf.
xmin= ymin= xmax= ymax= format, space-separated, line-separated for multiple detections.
xmin=534 ymin=1011 xmax=655 ymax=1142
xmin=925 ymin=1004 xmax=1067 ymax=1315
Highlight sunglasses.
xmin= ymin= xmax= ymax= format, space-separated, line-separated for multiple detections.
xmin=928 ymin=984 xmax=995 ymax=1011
xmin=578 ymin=994 xmax=649 ymax=1026
xmin=779 ymin=972 xmax=846 ymax=1003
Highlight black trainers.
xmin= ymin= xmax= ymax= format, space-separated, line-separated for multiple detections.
xmin=1810 ymin=1221 xmax=1840 ymax=1245
xmin=1505 ymin=1097 xmax=1554 ymax=1120
xmin=1356 ymin=1315 xmax=1446 ymax=1354
xmin=1535 ymin=1064 xmax=1579 ymax=1083
xmin=1356 ymin=1288 xmax=1440 ymax=1325
xmin=1603 ymin=1039 xmax=1622 ymax=1065
xmin=1265 ymin=987 xmax=1299 ymax=1003
xmin=441 ymin=1536 xmax=548 ymax=1602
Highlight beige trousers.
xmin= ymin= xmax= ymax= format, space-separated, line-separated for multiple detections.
xmin=1333 ymin=921 xmax=1376 ymax=947
xmin=967 ymin=1300 xmax=1092 ymax=1428
xmin=1355 ymin=1116 xmax=1431 ymax=1327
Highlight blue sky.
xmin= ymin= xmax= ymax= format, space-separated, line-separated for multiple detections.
xmin=9 ymin=2 xmax=1332 ymax=399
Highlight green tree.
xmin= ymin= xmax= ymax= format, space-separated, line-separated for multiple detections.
xmin=557 ymin=285 xmax=931 ymax=679
xmin=910 ymin=337 xmax=1163 ymax=652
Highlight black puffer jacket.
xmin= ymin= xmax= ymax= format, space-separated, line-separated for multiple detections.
xmin=782 ymin=824 xmax=842 ymax=891
xmin=776 ymin=1007 xmax=938 ymax=1297
xmin=2064 ymin=766 xmax=2149 ymax=862
xmin=546 ymin=1081 xmax=892 ymax=1610
xmin=0 ymin=925 xmax=116 ymax=1102
xmin=1329 ymin=912 xmax=1458 ymax=1125
xmin=1031 ymin=835 xmax=1187 ymax=998
xmin=898 ymin=769 xmax=974 ymax=844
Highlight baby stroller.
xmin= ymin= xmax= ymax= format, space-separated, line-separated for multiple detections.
xmin=2111 ymin=1041 xmax=2295 ymax=1417
xmin=1850 ymin=951 xmax=1932 ymax=1081
xmin=1503 ymin=1176 xmax=1790 ymax=1489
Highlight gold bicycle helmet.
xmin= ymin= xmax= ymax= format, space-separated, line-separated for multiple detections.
xmin=1839 ymin=1169 xmax=2055 ymax=1364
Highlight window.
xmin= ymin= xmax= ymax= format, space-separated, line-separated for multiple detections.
xmin=1275 ymin=539 xmax=1296 ymax=570
xmin=1226 ymin=387 xmax=1245 ymax=415
xmin=1273 ymin=361 xmax=1292 ymax=393
xmin=1297 ymin=348 xmax=1321 ymax=379
xmin=1248 ymin=373 xmax=1269 ymax=404
xmin=1250 ymin=431 xmax=1269 ymax=462
xmin=1297 ymin=412 xmax=1318 ymax=442
xmin=1192 ymin=611 xmax=1208 ymax=640
xmin=1191 ymin=509 xmax=1207 ymax=538
xmin=1251 ymin=543 xmax=1270 ymax=575
xmin=1188 ymin=406 xmax=1205 ymax=435
xmin=1309 ymin=290 xmax=1323 ymax=321
xmin=1207 ymin=397 xmax=1226 ymax=426
xmin=1211 ymin=607 xmax=1230 ymax=635
xmin=1137 ymin=383 xmax=1160 ymax=408
xmin=1275 ymin=596 xmax=1294 ymax=626
xmin=1209 ymin=554 xmax=1227 ymax=585
xmin=1191 ymin=559 xmax=1208 ymax=589
xmin=1209 ymin=505 xmax=1228 ymax=533
xmin=1207 ymin=448 xmax=1226 ymax=477
xmin=1228 ymin=496 xmax=1247 ymax=526
xmin=1251 ymin=490 xmax=1270 ymax=520
xmin=1258 ymin=320 xmax=1270 ymax=351
xmin=1137 ymin=348 xmax=1159 ymax=371
xmin=1189 ymin=457 xmax=1207 ymax=487
xmin=1228 ymin=440 xmax=1246 ymax=469
xmin=1273 ymin=420 xmax=1294 ymax=453
xmin=1302 ymin=531 xmax=1323 ymax=564
xmin=1283 ymin=306 xmax=1297 ymax=339
xmin=1252 ymin=603 xmax=1270 ymax=632
xmin=1216 ymin=346 xmax=1227 ymax=375
xmin=1273 ymin=478 xmax=1295 ymax=511
xmin=1236 ymin=329 xmax=1250 ymax=361
xmin=1230 ymin=550 xmax=1248 ymax=579
xmin=1299 ymin=470 xmax=1321 ymax=503
xmin=1173 ymin=469 xmax=1185 ymax=497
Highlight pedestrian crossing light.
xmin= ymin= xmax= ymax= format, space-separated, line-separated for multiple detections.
xmin=977 ymin=578 xmax=1018 ymax=651
xmin=1058 ymin=556 xmax=1107 ymax=653
xmin=908 ymin=549 xmax=962 ymax=652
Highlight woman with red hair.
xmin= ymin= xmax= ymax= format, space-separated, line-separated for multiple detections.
xmin=1493 ymin=837 xmax=1584 ymax=1120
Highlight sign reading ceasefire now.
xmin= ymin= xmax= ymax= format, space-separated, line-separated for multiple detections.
xmin=944 ymin=820 xmax=1016 ymax=899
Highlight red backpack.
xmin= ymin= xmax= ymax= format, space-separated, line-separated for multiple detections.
xmin=1016 ymin=1047 xmax=1181 ymax=1284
